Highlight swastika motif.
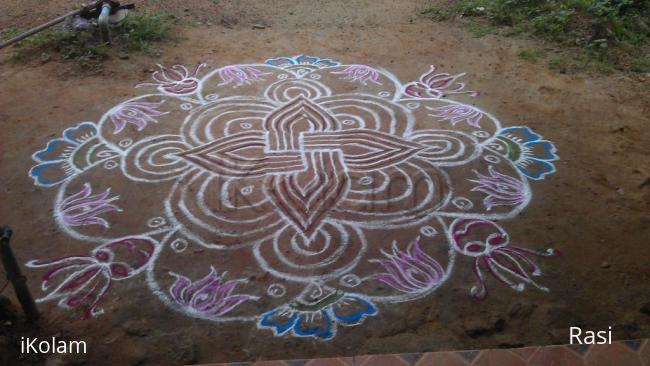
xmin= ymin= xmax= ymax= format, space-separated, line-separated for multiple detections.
xmin=27 ymin=55 xmax=559 ymax=340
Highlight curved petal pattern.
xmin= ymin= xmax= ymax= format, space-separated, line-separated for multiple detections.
xmin=26 ymin=56 xmax=559 ymax=341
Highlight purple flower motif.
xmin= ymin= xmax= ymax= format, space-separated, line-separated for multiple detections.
xmin=451 ymin=219 xmax=559 ymax=300
xmin=332 ymin=65 xmax=382 ymax=86
xmin=59 ymin=183 xmax=121 ymax=228
xmin=26 ymin=238 xmax=155 ymax=317
xmin=405 ymin=65 xmax=479 ymax=98
xmin=426 ymin=104 xmax=484 ymax=128
xmin=218 ymin=66 xmax=269 ymax=87
xmin=138 ymin=64 xmax=206 ymax=95
xmin=371 ymin=238 xmax=445 ymax=293
xmin=110 ymin=101 xmax=168 ymax=134
xmin=469 ymin=166 xmax=527 ymax=210
xmin=169 ymin=267 xmax=255 ymax=317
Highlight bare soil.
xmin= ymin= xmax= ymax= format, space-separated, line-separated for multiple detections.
xmin=1 ymin=1 xmax=650 ymax=365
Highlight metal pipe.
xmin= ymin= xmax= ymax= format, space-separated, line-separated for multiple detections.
xmin=98 ymin=3 xmax=112 ymax=44
xmin=0 ymin=227 xmax=40 ymax=322
xmin=0 ymin=9 xmax=82 ymax=50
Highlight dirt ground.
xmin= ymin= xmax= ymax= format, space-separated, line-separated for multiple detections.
xmin=1 ymin=1 xmax=650 ymax=365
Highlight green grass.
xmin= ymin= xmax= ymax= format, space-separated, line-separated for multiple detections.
xmin=10 ymin=11 xmax=175 ymax=70
xmin=113 ymin=11 xmax=175 ymax=53
xmin=630 ymin=54 xmax=650 ymax=72
xmin=465 ymin=22 xmax=497 ymax=37
xmin=11 ymin=28 xmax=107 ymax=68
xmin=424 ymin=0 xmax=650 ymax=73
xmin=421 ymin=7 xmax=452 ymax=21
xmin=518 ymin=48 xmax=546 ymax=62
xmin=548 ymin=56 xmax=570 ymax=72
xmin=0 ymin=27 xmax=20 ymax=41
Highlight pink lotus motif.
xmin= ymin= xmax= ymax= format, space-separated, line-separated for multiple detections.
xmin=218 ymin=66 xmax=269 ymax=87
xmin=470 ymin=166 xmax=527 ymax=210
xmin=405 ymin=65 xmax=479 ymax=98
xmin=371 ymin=238 xmax=445 ymax=293
xmin=169 ymin=267 xmax=256 ymax=317
xmin=451 ymin=219 xmax=558 ymax=300
xmin=139 ymin=64 xmax=206 ymax=95
xmin=426 ymin=104 xmax=484 ymax=128
xmin=27 ymin=238 xmax=155 ymax=317
xmin=59 ymin=183 xmax=121 ymax=227
xmin=110 ymin=101 xmax=168 ymax=134
xmin=332 ymin=65 xmax=381 ymax=86
xmin=25 ymin=55 xmax=562 ymax=339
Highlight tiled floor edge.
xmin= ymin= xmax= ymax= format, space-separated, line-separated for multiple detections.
xmin=196 ymin=338 xmax=650 ymax=366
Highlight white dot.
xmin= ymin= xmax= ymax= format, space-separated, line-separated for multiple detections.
xmin=452 ymin=197 xmax=474 ymax=210
xmin=358 ymin=176 xmax=373 ymax=185
xmin=267 ymin=284 xmax=286 ymax=297
xmin=484 ymin=155 xmax=501 ymax=164
xmin=171 ymin=238 xmax=188 ymax=253
xmin=340 ymin=274 xmax=361 ymax=287
xmin=147 ymin=216 xmax=167 ymax=228
xmin=407 ymin=102 xmax=420 ymax=109
xmin=241 ymin=186 xmax=254 ymax=195
xmin=420 ymin=226 xmax=438 ymax=237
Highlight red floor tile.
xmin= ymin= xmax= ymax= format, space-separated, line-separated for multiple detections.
xmin=508 ymin=347 xmax=540 ymax=362
xmin=415 ymin=352 xmax=469 ymax=366
xmin=195 ymin=339 xmax=650 ymax=366
xmin=584 ymin=342 xmax=643 ymax=366
xmin=640 ymin=341 xmax=650 ymax=366
xmin=528 ymin=345 xmax=585 ymax=366
xmin=472 ymin=349 xmax=527 ymax=366
xmin=306 ymin=357 xmax=354 ymax=366
xmin=359 ymin=354 xmax=408 ymax=366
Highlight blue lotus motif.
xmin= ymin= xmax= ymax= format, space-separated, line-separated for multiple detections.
xmin=258 ymin=292 xmax=376 ymax=340
xmin=265 ymin=55 xmax=339 ymax=69
xmin=29 ymin=122 xmax=98 ymax=187
xmin=29 ymin=122 xmax=119 ymax=187
xmin=493 ymin=126 xmax=559 ymax=180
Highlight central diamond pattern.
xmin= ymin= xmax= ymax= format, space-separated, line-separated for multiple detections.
xmin=178 ymin=96 xmax=423 ymax=237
